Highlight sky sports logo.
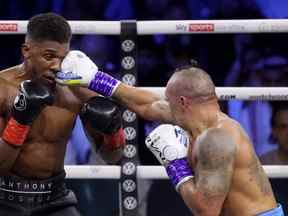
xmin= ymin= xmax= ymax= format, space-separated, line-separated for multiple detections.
xmin=176 ymin=23 xmax=215 ymax=32
xmin=189 ymin=23 xmax=214 ymax=32
xmin=0 ymin=23 xmax=17 ymax=32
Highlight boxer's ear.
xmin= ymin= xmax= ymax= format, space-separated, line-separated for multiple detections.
xmin=21 ymin=43 xmax=31 ymax=59
xmin=180 ymin=96 xmax=187 ymax=107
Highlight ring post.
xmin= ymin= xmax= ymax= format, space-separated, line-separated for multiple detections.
xmin=119 ymin=20 xmax=139 ymax=216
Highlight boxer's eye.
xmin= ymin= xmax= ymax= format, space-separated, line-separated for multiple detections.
xmin=43 ymin=54 xmax=55 ymax=61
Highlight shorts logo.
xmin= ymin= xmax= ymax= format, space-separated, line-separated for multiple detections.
xmin=0 ymin=23 xmax=17 ymax=32
xmin=189 ymin=24 xmax=214 ymax=32
xmin=14 ymin=93 xmax=27 ymax=111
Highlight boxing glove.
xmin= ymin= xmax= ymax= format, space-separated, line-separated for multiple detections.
xmin=146 ymin=124 xmax=193 ymax=191
xmin=56 ymin=50 xmax=120 ymax=97
xmin=2 ymin=80 xmax=54 ymax=146
xmin=80 ymin=96 xmax=125 ymax=150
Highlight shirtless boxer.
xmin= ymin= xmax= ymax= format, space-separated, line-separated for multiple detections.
xmin=0 ymin=13 xmax=125 ymax=216
xmin=56 ymin=53 xmax=283 ymax=215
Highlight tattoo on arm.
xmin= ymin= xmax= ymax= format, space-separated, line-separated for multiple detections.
xmin=195 ymin=128 xmax=236 ymax=203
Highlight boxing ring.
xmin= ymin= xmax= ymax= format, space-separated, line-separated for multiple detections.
xmin=2 ymin=19 xmax=288 ymax=215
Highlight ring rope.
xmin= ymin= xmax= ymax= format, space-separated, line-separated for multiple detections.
xmin=65 ymin=165 xmax=288 ymax=179
xmin=142 ymin=87 xmax=288 ymax=101
xmin=1 ymin=19 xmax=288 ymax=34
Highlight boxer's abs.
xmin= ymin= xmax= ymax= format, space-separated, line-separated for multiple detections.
xmin=8 ymin=106 xmax=77 ymax=179
xmin=11 ymin=140 xmax=67 ymax=178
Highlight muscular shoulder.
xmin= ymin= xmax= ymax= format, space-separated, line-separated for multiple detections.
xmin=196 ymin=128 xmax=236 ymax=169
xmin=0 ymin=65 xmax=20 ymax=83
xmin=0 ymin=78 xmax=10 ymax=115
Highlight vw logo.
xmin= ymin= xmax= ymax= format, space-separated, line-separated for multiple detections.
xmin=122 ymin=179 xmax=136 ymax=192
xmin=124 ymin=127 xmax=137 ymax=140
xmin=122 ymin=74 xmax=136 ymax=86
xmin=123 ymin=145 xmax=137 ymax=158
xmin=122 ymin=162 xmax=136 ymax=175
xmin=123 ymin=196 xmax=137 ymax=210
xmin=121 ymin=56 xmax=135 ymax=70
xmin=122 ymin=110 xmax=136 ymax=123
xmin=121 ymin=40 xmax=135 ymax=52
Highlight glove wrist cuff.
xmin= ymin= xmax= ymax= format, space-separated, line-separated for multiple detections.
xmin=166 ymin=158 xmax=194 ymax=191
xmin=88 ymin=71 xmax=120 ymax=97
xmin=103 ymin=128 xmax=125 ymax=150
xmin=2 ymin=117 xmax=30 ymax=146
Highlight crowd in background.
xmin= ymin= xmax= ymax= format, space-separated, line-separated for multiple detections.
xmin=0 ymin=0 xmax=288 ymax=215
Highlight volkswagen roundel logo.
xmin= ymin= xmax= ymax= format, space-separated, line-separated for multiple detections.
xmin=122 ymin=110 xmax=136 ymax=123
xmin=123 ymin=196 xmax=137 ymax=210
xmin=122 ymin=179 xmax=136 ymax=193
xmin=14 ymin=93 xmax=27 ymax=111
xmin=124 ymin=127 xmax=137 ymax=140
xmin=121 ymin=40 xmax=135 ymax=52
xmin=123 ymin=145 xmax=137 ymax=158
xmin=122 ymin=74 xmax=136 ymax=86
xmin=121 ymin=56 xmax=135 ymax=70
xmin=122 ymin=162 xmax=136 ymax=175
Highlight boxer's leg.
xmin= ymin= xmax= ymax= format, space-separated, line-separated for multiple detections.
xmin=42 ymin=206 xmax=81 ymax=216
xmin=33 ymin=190 xmax=81 ymax=216
xmin=0 ymin=202 xmax=26 ymax=216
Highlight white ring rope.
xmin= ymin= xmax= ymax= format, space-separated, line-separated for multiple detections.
xmin=1 ymin=19 xmax=288 ymax=34
xmin=142 ymin=87 xmax=288 ymax=101
xmin=65 ymin=165 xmax=288 ymax=179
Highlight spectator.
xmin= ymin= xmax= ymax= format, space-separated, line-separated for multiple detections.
xmin=260 ymin=102 xmax=288 ymax=165
xmin=227 ymin=54 xmax=288 ymax=156
xmin=260 ymin=102 xmax=288 ymax=215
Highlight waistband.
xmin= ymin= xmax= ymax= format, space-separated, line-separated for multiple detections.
xmin=257 ymin=204 xmax=284 ymax=216
xmin=0 ymin=171 xmax=67 ymax=207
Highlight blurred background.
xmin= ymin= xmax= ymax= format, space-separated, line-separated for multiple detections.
xmin=1 ymin=0 xmax=288 ymax=215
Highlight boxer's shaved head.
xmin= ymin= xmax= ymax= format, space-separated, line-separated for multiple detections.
xmin=26 ymin=13 xmax=71 ymax=43
xmin=166 ymin=66 xmax=216 ymax=103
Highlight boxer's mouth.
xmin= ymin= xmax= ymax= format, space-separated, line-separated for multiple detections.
xmin=43 ymin=75 xmax=56 ymax=83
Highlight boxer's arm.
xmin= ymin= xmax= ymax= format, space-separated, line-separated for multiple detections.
xmin=114 ymin=83 xmax=173 ymax=123
xmin=83 ymin=122 xmax=124 ymax=164
xmin=0 ymin=80 xmax=54 ymax=173
xmin=0 ymin=116 xmax=21 ymax=174
xmin=56 ymin=50 xmax=173 ymax=123
xmin=0 ymin=84 xmax=21 ymax=173
xmin=178 ymin=128 xmax=236 ymax=215
xmin=80 ymin=96 xmax=125 ymax=164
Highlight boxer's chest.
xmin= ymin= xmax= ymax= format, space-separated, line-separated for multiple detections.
xmin=27 ymin=107 xmax=77 ymax=142
xmin=4 ymin=89 xmax=81 ymax=143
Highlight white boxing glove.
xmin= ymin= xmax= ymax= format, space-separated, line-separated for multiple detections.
xmin=145 ymin=124 xmax=193 ymax=191
xmin=145 ymin=124 xmax=189 ymax=166
xmin=56 ymin=50 xmax=98 ymax=86
xmin=56 ymin=50 xmax=120 ymax=97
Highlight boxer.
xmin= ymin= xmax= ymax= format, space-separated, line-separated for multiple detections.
xmin=0 ymin=13 xmax=125 ymax=216
xmin=56 ymin=52 xmax=283 ymax=215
